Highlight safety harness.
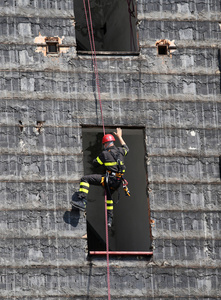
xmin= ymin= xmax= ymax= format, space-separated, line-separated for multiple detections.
xmin=106 ymin=148 xmax=131 ymax=197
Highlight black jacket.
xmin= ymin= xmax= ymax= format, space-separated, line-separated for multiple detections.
xmin=93 ymin=144 xmax=129 ymax=173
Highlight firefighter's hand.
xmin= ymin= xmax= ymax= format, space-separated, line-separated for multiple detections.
xmin=114 ymin=128 xmax=125 ymax=146
xmin=113 ymin=128 xmax=122 ymax=138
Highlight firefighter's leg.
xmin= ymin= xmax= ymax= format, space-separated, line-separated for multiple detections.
xmin=78 ymin=174 xmax=103 ymax=197
xmin=71 ymin=174 xmax=102 ymax=211
xmin=105 ymin=179 xmax=114 ymax=228
xmin=106 ymin=177 xmax=122 ymax=227
xmin=106 ymin=198 xmax=114 ymax=228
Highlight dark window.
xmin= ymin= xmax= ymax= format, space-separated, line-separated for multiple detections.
xmin=158 ymin=45 xmax=168 ymax=55
xmin=74 ymin=0 xmax=139 ymax=54
xmin=82 ymin=127 xmax=152 ymax=255
xmin=47 ymin=42 xmax=58 ymax=53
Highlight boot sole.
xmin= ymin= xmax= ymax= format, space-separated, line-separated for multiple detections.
xmin=71 ymin=202 xmax=86 ymax=212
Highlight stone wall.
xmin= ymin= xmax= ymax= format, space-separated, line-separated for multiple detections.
xmin=0 ymin=0 xmax=220 ymax=298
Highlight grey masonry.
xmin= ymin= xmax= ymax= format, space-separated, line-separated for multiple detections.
xmin=0 ymin=0 xmax=220 ymax=299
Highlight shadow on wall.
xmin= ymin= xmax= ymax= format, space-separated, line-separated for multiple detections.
xmin=63 ymin=207 xmax=80 ymax=227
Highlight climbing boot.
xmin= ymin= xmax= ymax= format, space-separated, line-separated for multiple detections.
xmin=71 ymin=192 xmax=87 ymax=211
xmin=71 ymin=198 xmax=87 ymax=211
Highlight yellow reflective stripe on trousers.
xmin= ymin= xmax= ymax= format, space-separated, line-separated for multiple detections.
xmin=96 ymin=156 xmax=103 ymax=165
xmin=106 ymin=206 xmax=113 ymax=210
xmin=106 ymin=200 xmax=113 ymax=204
xmin=80 ymin=182 xmax=89 ymax=188
xmin=106 ymin=200 xmax=113 ymax=210
xmin=79 ymin=188 xmax=89 ymax=194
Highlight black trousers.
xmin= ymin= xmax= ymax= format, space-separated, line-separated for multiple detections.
xmin=78 ymin=173 xmax=122 ymax=216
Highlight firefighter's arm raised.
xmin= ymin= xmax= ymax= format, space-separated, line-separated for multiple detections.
xmin=114 ymin=128 xmax=129 ymax=156
xmin=113 ymin=128 xmax=125 ymax=146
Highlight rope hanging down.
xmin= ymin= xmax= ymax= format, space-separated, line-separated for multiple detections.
xmin=82 ymin=0 xmax=105 ymax=135
xmin=82 ymin=1 xmax=111 ymax=299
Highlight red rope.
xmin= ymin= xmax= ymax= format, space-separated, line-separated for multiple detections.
xmin=104 ymin=192 xmax=111 ymax=300
xmin=83 ymin=1 xmax=110 ymax=299
xmin=82 ymin=0 xmax=94 ymax=58
xmin=83 ymin=0 xmax=105 ymax=135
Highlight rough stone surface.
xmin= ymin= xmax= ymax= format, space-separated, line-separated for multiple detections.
xmin=0 ymin=0 xmax=220 ymax=299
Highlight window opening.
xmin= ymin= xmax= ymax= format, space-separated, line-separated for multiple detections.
xmin=158 ymin=45 xmax=168 ymax=55
xmin=74 ymin=0 xmax=139 ymax=54
xmin=156 ymin=39 xmax=177 ymax=57
xmin=82 ymin=127 xmax=152 ymax=255
xmin=34 ymin=34 xmax=70 ymax=57
xmin=47 ymin=43 xmax=58 ymax=53
xmin=46 ymin=37 xmax=59 ymax=54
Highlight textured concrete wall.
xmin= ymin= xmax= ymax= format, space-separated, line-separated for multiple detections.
xmin=0 ymin=0 xmax=220 ymax=299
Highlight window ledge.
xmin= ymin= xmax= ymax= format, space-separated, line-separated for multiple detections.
xmin=89 ymin=251 xmax=153 ymax=256
xmin=77 ymin=51 xmax=140 ymax=56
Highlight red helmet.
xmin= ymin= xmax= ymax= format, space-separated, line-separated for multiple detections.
xmin=102 ymin=134 xmax=115 ymax=144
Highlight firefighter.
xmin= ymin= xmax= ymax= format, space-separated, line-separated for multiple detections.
xmin=71 ymin=128 xmax=129 ymax=228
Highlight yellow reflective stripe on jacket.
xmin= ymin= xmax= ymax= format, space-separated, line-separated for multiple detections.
xmin=104 ymin=161 xmax=124 ymax=166
xmin=79 ymin=188 xmax=89 ymax=194
xmin=96 ymin=156 xmax=103 ymax=165
xmin=104 ymin=162 xmax=118 ymax=166
xmin=80 ymin=182 xmax=89 ymax=188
